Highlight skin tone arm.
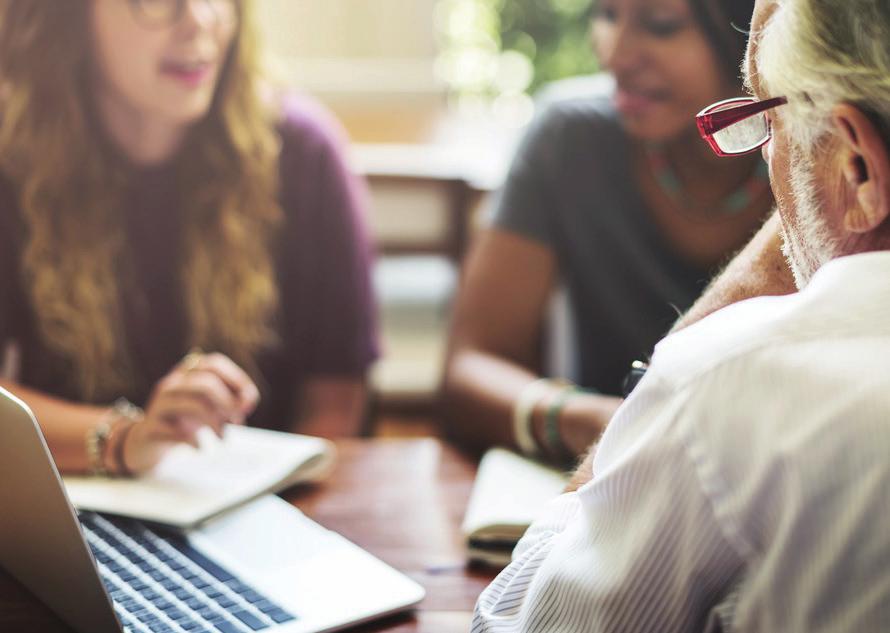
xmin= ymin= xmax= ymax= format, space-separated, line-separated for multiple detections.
xmin=0 ymin=353 xmax=259 ymax=475
xmin=671 ymin=210 xmax=796 ymax=331
xmin=442 ymin=229 xmax=622 ymax=459
xmin=292 ymin=378 xmax=368 ymax=438
xmin=567 ymin=210 xmax=797 ymax=491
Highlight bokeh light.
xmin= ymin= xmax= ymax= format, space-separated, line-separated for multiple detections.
xmin=435 ymin=0 xmax=598 ymax=125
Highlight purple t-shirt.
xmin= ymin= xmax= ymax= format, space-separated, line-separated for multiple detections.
xmin=0 ymin=96 xmax=379 ymax=430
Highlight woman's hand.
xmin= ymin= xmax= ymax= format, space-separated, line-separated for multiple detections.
xmin=556 ymin=392 xmax=623 ymax=457
xmin=117 ymin=353 xmax=260 ymax=475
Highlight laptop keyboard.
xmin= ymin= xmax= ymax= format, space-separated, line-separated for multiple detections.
xmin=79 ymin=512 xmax=298 ymax=633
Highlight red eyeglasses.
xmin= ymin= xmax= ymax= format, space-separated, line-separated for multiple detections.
xmin=696 ymin=96 xmax=788 ymax=157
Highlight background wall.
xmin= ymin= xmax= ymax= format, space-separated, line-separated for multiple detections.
xmin=255 ymin=0 xmax=446 ymax=143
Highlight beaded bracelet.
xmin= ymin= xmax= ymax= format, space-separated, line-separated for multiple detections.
xmin=85 ymin=418 xmax=113 ymax=477
xmin=85 ymin=398 xmax=144 ymax=477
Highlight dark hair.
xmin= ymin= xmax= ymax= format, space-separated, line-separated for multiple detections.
xmin=688 ymin=0 xmax=756 ymax=84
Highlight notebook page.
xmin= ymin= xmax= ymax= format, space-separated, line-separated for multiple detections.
xmin=462 ymin=448 xmax=568 ymax=541
xmin=63 ymin=426 xmax=334 ymax=528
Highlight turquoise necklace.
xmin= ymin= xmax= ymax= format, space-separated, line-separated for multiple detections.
xmin=645 ymin=143 xmax=770 ymax=219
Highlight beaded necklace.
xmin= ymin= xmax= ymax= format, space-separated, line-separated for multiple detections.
xmin=645 ymin=143 xmax=770 ymax=219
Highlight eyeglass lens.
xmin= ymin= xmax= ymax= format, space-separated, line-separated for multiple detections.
xmin=710 ymin=102 xmax=770 ymax=155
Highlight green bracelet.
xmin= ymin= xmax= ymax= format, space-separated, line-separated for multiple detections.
xmin=543 ymin=385 xmax=579 ymax=463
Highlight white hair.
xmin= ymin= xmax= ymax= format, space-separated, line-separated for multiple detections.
xmin=781 ymin=143 xmax=841 ymax=288
xmin=754 ymin=0 xmax=890 ymax=285
xmin=755 ymin=0 xmax=890 ymax=152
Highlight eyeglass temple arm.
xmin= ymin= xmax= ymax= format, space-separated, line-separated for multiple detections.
xmin=698 ymin=97 xmax=788 ymax=135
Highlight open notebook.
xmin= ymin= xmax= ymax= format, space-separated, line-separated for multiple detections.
xmin=63 ymin=426 xmax=335 ymax=529
xmin=461 ymin=448 xmax=569 ymax=567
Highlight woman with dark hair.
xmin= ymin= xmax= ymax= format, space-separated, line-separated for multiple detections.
xmin=443 ymin=0 xmax=768 ymax=462
xmin=0 ymin=0 xmax=378 ymax=475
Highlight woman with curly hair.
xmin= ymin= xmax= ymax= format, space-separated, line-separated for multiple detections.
xmin=0 ymin=0 xmax=378 ymax=475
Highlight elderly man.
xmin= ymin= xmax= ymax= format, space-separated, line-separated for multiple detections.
xmin=471 ymin=1 xmax=890 ymax=631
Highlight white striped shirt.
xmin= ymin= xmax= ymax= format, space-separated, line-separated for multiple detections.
xmin=472 ymin=252 xmax=890 ymax=632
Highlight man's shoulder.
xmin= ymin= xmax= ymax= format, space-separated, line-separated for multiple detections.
xmin=649 ymin=253 xmax=890 ymax=391
xmin=648 ymin=293 xmax=800 ymax=391
xmin=640 ymin=256 xmax=890 ymax=494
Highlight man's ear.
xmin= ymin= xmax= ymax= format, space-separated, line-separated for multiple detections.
xmin=832 ymin=104 xmax=890 ymax=233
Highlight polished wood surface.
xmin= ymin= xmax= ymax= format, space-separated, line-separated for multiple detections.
xmin=0 ymin=438 xmax=496 ymax=633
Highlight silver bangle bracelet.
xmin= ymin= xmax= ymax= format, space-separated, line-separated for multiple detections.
xmin=512 ymin=378 xmax=551 ymax=458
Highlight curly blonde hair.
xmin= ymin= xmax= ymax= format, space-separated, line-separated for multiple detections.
xmin=0 ymin=0 xmax=282 ymax=400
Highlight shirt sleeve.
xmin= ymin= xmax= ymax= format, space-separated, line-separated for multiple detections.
xmin=472 ymin=380 xmax=746 ymax=633
xmin=486 ymin=103 xmax=568 ymax=246
xmin=292 ymin=108 xmax=380 ymax=377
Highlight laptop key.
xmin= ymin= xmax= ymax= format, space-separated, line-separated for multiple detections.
xmin=165 ymin=607 xmax=189 ymax=622
xmin=127 ymin=607 xmax=150 ymax=621
xmin=267 ymin=609 xmax=297 ymax=624
xmin=214 ymin=621 xmax=251 ymax=633
xmin=168 ymin=540 xmax=236 ymax=583
xmin=230 ymin=609 xmax=267 ymax=631
xmin=130 ymin=578 xmax=149 ymax=592
xmin=148 ymin=569 xmax=168 ymax=582
xmin=251 ymin=600 xmax=276 ymax=614
xmin=238 ymin=589 xmax=266 ymax=605
xmin=216 ymin=595 xmax=238 ymax=609
xmin=198 ymin=605 xmax=221 ymax=620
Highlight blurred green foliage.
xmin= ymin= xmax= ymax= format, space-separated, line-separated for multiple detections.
xmin=498 ymin=0 xmax=598 ymax=94
xmin=435 ymin=0 xmax=598 ymax=122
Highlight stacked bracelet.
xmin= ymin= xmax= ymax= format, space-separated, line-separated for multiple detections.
xmin=85 ymin=398 xmax=144 ymax=477
xmin=514 ymin=378 xmax=583 ymax=460
xmin=85 ymin=418 xmax=113 ymax=477
xmin=513 ymin=378 xmax=551 ymax=457
xmin=543 ymin=384 xmax=580 ymax=463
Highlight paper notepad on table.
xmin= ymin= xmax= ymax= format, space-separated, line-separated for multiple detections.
xmin=462 ymin=448 xmax=569 ymax=567
xmin=63 ymin=425 xmax=335 ymax=529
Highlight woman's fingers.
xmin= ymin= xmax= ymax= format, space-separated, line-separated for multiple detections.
xmin=138 ymin=352 xmax=261 ymax=458
xmin=148 ymin=394 xmax=225 ymax=443
xmin=193 ymin=353 xmax=260 ymax=416
xmin=173 ymin=370 xmax=240 ymax=427
xmin=148 ymin=374 xmax=236 ymax=439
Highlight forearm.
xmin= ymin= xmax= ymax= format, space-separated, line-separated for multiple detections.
xmin=672 ymin=211 xmax=796 ymax=332
xmin=441 ymin=348 xmax=540 ymax=453
xmin=442 ymin=348 xmax=616 ymax=458
xmin=0 ymin=378 xmax=107 ymax=473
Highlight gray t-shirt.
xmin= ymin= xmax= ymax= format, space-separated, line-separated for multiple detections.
xmin=491 ymin=93 xmax=713 ymax=396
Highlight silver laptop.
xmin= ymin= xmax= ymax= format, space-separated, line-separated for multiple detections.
xmin=0 ymin=387 xmax=425 ymax=633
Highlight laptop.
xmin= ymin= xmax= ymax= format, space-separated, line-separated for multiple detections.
xmin=0 ymin=387 xmax=425 ymax=633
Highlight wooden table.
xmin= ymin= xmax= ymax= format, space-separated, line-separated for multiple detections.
xmin=0 ymin=439 xmax=497 ymax=633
